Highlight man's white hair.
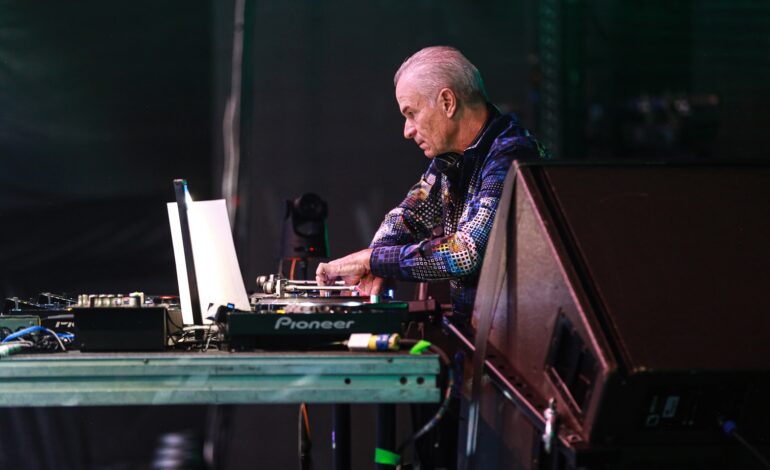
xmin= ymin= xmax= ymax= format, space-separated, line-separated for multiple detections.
xmin=394 ymin=46 xmax=489 ymax=106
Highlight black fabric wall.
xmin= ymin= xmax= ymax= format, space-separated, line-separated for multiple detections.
xmin=0 ymin=1 xmax=213 ymax=299
xmin=0 ymin=2 xmax=215 ymax=461
xmin=582 ymin=0 xmax=770 ymax=160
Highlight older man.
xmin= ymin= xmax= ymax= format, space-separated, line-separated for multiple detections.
xmin=316 ymin=46 xmax=547 ymax=319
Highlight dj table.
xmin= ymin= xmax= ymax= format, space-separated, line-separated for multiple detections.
xmin=0 ymin=351 xmax=440 ymax=407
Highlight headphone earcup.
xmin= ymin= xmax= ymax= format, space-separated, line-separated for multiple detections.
xmin=434 ymin=152 xmax=463 ymax=183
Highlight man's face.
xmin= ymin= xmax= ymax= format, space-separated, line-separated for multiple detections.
xmin=396 ymin=74 xmax=455 ymax=158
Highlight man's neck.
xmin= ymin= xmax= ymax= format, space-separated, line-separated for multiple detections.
xmin=453 ymin=103 xmax=491 ymax=153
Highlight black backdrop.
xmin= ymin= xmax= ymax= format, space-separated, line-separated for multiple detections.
xmin=0 ymin=0 xmax=214 ymax=299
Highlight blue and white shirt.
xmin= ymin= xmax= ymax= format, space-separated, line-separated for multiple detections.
xmin=369 ymin=110 xmax=549 ymax=318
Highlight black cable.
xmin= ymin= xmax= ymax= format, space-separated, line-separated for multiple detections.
xmin=172 ymin=324 xmax=222 ymax=351
xmin=719 ymin=417 xmax=770 ymax=469
xmin=166 ymin=311 xmax=185 ymax=330
xmin=165 ymin=316 xmax=180 ymax=347
xmin=398 ymin=369 xmax=454 ymax=452
xmin=394 ymin=340 xmax=455 ymax=469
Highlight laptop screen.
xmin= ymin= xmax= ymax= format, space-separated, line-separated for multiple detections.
xmin=167 ymin=181 xmax=250 ymax=325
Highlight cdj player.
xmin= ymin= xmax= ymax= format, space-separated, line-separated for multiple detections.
xmin=224 ymin=275 xmax=438 ymax=350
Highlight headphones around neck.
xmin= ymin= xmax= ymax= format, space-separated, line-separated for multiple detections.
xmin=434 ymin=152 xmax=463 ymax=183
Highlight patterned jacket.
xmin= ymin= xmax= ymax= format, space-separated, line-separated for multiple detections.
xmin=369 ymin=109 xmax=548 ymax=318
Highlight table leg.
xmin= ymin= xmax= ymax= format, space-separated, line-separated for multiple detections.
xmin=376 ymin=404 xmax=396 ymax=470
xmin=332 ymin=404 xmax=351 ymax=470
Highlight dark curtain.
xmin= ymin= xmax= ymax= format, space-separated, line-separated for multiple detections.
xmin=0 ymin=2 xmax=214 ymax=468
xmin=0 ymin=0 xmax=214 ymax=299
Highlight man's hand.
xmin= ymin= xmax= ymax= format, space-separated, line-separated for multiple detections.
xmin=356 ymin=272 xmax=384 ymax=295
xmin=316 ymin=248 xmax=384 ymax=294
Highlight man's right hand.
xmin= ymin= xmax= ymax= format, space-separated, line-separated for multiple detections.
xmin=315 ymin=248 xmax=383 ymax=294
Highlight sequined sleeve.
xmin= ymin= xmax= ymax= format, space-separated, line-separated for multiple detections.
xmin=369 ymin=164 xmax=443 ymax=248
xmin=370 ymin=139 xmax=534 ymax=281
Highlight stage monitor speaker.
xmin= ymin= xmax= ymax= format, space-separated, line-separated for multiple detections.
xmin=470 ymin=162 xmax=770 ymax=466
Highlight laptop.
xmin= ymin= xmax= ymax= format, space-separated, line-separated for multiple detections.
xmin=167 ymin=179 xmax=250 ymax=325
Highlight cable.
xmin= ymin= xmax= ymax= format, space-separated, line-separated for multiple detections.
xmin=398 ymin=370 xmax=454 ymax=455
xmin=719 ymin=417 xmax=770 ymax=469
xmin=298 ymin=403 xmax=314 ymax=470
xmin=166 ymin=312 xmax=185 ymax=347
xmin=1 ymin=326 xmax=44 ymax=343
xmin=402 ymin=320 xmax=419 ymax=340
xmin=1 ymin=326 xmax=66 ymax=351
xmin=44 ymin=328 xmax=66 ymax=352
xmin=166 ymin=311 xmax=185 ymax=330
xmin=0 ymin=342 xmax=31 ymax=357
xmin=300 ymin=403 xmax=312 ymax=440
xmin=392 ymin=340 xmax=455 ymax=470
xmin=204 ymin=325 xmax=221 ymax=351
xmin=182 ymin=325 xmax=218 ymax=331
xmin=171 ymin=324 xmax=222 ymax=351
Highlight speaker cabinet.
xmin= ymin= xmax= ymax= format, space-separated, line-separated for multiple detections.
xmin=470 ymin=162 xmax=770 ymax=467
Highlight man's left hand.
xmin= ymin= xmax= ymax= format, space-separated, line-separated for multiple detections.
xmin=355 ymin=272 xmax=384 ymax=295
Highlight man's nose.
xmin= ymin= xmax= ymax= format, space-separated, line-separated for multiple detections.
xmin=404 ymin=120 xmax=416 ymax=140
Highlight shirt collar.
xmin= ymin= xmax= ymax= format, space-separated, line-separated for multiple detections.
xmin=464 ymin=103 xmax=505 ymax=155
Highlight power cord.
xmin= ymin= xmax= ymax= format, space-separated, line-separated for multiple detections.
xmin=1 ymin=326 xmax=67 ymax=352
xmin=389 ymin=339 xmax=455 ymax=470
xmin=718 ymin=417 xmax=770 ymax=469
xmin=298 ymin=403 xmax=314 ymax=470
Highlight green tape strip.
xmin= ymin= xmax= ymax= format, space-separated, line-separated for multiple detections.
xmin=409 ymin=339 xmax=432 ymax=355
xmin=374 ymin=447 xmax=400 ymax=465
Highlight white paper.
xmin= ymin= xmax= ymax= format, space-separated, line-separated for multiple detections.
xmin=167 ymin=199 xmax=250 ymax=324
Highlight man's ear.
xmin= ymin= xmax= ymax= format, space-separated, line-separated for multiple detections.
xmin=438 ymin=88 xmax=458 ymax=118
